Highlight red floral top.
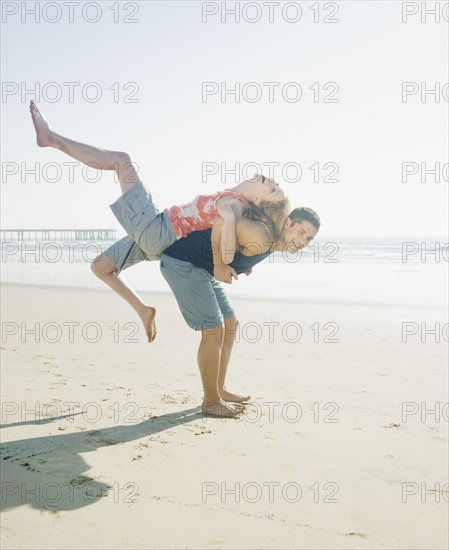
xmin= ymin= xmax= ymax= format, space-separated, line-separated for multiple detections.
xmin=166 ymin=190 xmax=249 ymax=239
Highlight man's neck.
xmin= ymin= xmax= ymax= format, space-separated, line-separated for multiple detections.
xmin=271 ymin=241 xmax=286 ymax=252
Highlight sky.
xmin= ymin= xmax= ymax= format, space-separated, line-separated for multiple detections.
xmin=1 ymin=0 xmax=448 ymax=237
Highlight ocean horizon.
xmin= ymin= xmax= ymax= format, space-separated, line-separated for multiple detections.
xmin=1 ymin=236 xmax=447 ymax=311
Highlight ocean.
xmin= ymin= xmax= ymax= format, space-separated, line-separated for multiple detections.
xmin=1 ymin=237 xmax=447 ymax=311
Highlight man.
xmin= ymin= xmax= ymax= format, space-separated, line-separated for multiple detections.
xmin=159 ymin=208 xmax=320 ymax=417
xmin=30 ymin=100 xmax=320 ymax=417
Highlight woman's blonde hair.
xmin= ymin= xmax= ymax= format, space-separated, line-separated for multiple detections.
xmin=246 ymin=198 xmax=291 ymax=245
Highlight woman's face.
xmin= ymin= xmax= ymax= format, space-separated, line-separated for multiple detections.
xmin=249 ymin=174 xmax=286 ymax=204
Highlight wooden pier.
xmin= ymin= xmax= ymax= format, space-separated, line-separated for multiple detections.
xmin=0 ymin=229 xmax=117 ymax=242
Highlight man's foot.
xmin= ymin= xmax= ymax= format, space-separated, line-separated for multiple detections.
xmin=202 ymin=400 xmax=244 ymax=418
xmin=220 ymin=389 xmax=251 ymax=403
xmin=139 ymin=306 xmax=157 ymax=342
xmin=30 ymin=100 xmax=56 ymax=147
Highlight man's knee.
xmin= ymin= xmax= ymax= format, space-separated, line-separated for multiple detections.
xmin=201 ymin=324 xmax=224 ymax=345
xmin=224 ymin=316 xmax=239 ymax=338
xmin=224 ymin=316 xmax=239 ymax=330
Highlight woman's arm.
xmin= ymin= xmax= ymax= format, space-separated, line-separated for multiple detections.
xmin=215 ymin=197 xmax=244 ymax=264
xmin=211 ymin=216 xmax=239 ymax=284
xmin=211 ymin=216 xmax=270 ymax=284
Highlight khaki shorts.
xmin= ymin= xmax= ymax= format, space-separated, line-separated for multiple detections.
xmin=109 ymin=182 xmax=176 ymax=258
xmin=159 ymin=254 xmax=235 ymax=330
xmin=103 ymin=235 xmax=153 ymax=275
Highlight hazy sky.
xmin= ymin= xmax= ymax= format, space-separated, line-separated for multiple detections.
xmin=1 ymin=1 xmax=448 ymax=237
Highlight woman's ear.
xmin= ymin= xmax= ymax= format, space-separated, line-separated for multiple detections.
xmin=253 ymin=195 xmax=261 ymax=206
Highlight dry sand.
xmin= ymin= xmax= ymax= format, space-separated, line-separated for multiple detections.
xmin=1 ymin=284 xmax=448 ymax=549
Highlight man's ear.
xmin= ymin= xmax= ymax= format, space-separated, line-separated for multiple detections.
xmin=284 ymin=217 xmax=292 ymax=228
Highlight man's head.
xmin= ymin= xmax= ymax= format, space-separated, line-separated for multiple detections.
xmin=280 ymin=207 xmax=320 ymax=252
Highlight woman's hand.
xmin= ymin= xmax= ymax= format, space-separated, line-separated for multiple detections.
xmin=214 ymin=264 xmax=239 ymax=284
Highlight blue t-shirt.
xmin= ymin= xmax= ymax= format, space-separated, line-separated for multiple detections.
xmin=163 ymin=229 xmax=272 ymax=275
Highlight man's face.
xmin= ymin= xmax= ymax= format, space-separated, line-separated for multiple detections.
xmin=282 ymin=220 xmax=318 ymax=252
xmin=248 ymin=174 xmax=286 ymax=204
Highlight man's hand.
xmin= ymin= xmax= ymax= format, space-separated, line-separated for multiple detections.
xmin=244 ymin=268 xmax=253 ymax=276
xmin=214 ymin=264 xmax=239 ymax=284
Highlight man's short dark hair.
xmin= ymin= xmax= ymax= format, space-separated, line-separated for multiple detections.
xmin=288 ymin=207 xmax=321 ymax=230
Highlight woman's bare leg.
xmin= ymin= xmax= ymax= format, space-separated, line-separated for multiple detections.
xmin=30 ymin=101 xmax=157 ymax=340
xmin=91 ymin=253 xmax=157 ymax=342
xmin=29 ymin=100 xmax=140 ymax=194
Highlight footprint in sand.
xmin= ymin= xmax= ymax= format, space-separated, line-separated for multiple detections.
xmin=20 ymin=461 xmax=38 ymax=472
xmin=42 ymin=357 xmax=58 ymax=368
xmin=183 ymin=424 xmax=213 ymax=436
xmin=161 ymin=392 xmax=195 ymax=405
xmin=69 ymin=476 xmax=96 ymax=487
xmin=85 ymin=431 xmax=120 ymax=447
xmin=145 ymin=434 xmax=170 ymax=445
xmin=50 ymin=382 xmax=67 ymax=388
xmin=103 ymin=385 xmax=130 ymax=395
xmin=342 ymin=532 xmax=368 ymax=539
xmin=161 ymin=394 xmax=177 ymax=404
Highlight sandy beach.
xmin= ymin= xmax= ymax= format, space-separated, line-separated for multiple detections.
xmin=1 ymin=283 xmax=448 ymax=549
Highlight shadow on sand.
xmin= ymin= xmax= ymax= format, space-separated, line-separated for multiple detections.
xmin=1 ymin=407 xmax=203 ymax=512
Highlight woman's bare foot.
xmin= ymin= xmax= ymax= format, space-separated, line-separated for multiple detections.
xmin=138 ymin=306 xmax=157 ymax=342
xmin=220 ymin=389 xmax=251 ymax=403
xmin=202 ymin=399 xmax=244 ymax=418
xmin=30 ymin=100 xmax=56 ymax=147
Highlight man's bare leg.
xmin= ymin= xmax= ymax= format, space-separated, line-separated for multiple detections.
xmin=29 ymin=100 xmax=140 ymax=194
xmin=218 ymin=317 xmax=251 ymax=403
xmin=91 ymin=254 xmax=157 ymax=342
xmin=198 ymin=325 xmax=243 ymax=417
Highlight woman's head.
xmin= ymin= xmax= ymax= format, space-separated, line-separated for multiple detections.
xmin=242 ymin=173 xmax=286 ymax=206
xmin=246 ymin=197 xmax=291 ymax=244
xmin=247 ymin=205 xmax=321 ymax=252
